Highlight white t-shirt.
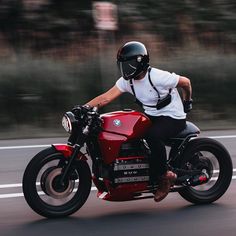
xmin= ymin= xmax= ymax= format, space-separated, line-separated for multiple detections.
xmin=116 ymin=67 xmax=186 ymax=119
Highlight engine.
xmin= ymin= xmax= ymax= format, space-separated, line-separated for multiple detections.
xmin=113 ymin=140 xmax=150 ymax=184
xmin=113 ymin=157 xmax=150 ymax=183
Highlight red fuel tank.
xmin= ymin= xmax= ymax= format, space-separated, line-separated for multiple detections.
xmin=100 ymin=110 xmax=151 ymax=139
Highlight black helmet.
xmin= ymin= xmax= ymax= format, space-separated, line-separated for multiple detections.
xmin=117 ymin=41 xmax=149 ymax=80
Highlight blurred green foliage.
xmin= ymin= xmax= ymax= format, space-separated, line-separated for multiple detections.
xmin=135 ymin=0 xmax=235 ymax=45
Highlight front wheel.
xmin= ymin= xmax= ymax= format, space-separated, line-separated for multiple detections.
xmin=178 ymin=138 xmax=232 ymax=204
xmin=23 ymin=147 xmax=92 ymax=218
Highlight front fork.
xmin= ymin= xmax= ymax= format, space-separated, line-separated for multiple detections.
xmin=59 ymin=144 xmax=82 ymax=186
xmin=53 ymin=141 xmax=87 ymax=186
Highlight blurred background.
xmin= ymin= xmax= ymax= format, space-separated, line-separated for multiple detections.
xmin=0 ymin=0 xmax=235 ymax=139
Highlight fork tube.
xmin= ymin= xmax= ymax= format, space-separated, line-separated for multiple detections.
xmin=59 ymin=144 xmax=81 ymax=185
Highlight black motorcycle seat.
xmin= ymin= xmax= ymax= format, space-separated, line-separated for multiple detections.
xmin=173 ymin=121 xmax=200 ymax=139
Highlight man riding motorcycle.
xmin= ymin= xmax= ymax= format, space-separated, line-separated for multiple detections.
xmin=85 ymin=41 xmax=193 ymax=202
xmin=22 ymin=41 xmax=232 ymax=218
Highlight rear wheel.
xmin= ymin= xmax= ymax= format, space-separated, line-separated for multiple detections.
xmin=178 ymin=138 xmax=232 ymax=204
xmin=23 ymin=147 xmax=91 ymax=218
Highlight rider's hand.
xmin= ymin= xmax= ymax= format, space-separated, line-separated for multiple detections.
xmin=72 ymin=104 xmax=91 ymax=111
xmin=72 ymin=104 xmax=93 ymax=117
xmin=183 ymin=99 xmax=193 ymax=113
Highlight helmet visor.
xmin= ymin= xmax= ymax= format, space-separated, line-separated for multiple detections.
xmin=118 ymin=58 xmax=139 ymax=80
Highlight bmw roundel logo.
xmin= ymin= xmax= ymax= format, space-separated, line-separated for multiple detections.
xmin=113 ymin=119 xmax=121 ymax=127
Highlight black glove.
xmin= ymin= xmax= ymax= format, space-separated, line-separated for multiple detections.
xmin=183 ymin=99 xmax=193 ymax=113
xmin=72 ymin=104 xmax=92 ymax=117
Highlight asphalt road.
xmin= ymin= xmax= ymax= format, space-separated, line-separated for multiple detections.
xmin=0 ymin=130 xmax=236 ymax=236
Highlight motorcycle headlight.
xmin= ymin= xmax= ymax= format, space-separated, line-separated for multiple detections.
xmin=62 ymin=112 xmax=76 ymax=133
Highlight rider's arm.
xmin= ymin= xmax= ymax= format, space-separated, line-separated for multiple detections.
xmin=177 ymin=76 xmax=192 ymax=101
xmin=85 ymin=85 xmax=123 ymax=108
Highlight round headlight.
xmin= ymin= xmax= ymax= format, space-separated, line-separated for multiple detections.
xmin=62 ymin=114 xmax=72 ymax=133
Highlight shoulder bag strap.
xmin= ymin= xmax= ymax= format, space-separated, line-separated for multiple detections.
xmin=148 ymin=67 xmax=172 ymax=98
xmin=129 ymin=79 xmax=143 ymax=107
xmin=147 ymin=67 xmax=160 ymax=100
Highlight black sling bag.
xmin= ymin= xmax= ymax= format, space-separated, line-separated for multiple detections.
xmin=129 ymin=67 xmax=172 ymax=110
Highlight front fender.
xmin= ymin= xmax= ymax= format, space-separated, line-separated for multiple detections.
xmin=52 ymin=144 xmax=87 ymax=161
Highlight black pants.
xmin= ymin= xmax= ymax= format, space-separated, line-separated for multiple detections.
xmin=145 ymin=115 xmax=186 ymax=182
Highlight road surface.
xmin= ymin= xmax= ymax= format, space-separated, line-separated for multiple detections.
xmin=1 ymin=130 xmax=236 ymax=236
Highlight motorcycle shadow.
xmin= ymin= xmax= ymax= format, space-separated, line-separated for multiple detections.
xmin=6 ymin=201 xmax=233 ymax=236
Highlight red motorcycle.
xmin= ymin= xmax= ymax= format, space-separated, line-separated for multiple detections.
xmin=23 ymin=106 xmax=233 ymax=218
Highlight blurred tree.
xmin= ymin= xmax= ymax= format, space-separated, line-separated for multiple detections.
xmin=0 ymin=0 xmax=235 ymax=55
xmin=0 ymin=0 xmax=24 ymax=53
xmin=0 ymin=0 xmax=94 ymax=53
xmin=122 ymin=0 xmax=236 ymax=49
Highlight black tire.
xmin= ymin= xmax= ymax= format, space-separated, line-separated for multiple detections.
xmin=23 ymin=147 xmax=92 ymax=218
xmin=178 ymin=138 xmax=232 ymax=204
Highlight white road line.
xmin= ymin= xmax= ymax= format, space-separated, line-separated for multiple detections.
xmin=0 ymin=187 xmax=98 ymax=199
xmin=0 ymin=134 xmax=235 ymax=150
xmin=0 ymin=193 xmax=24 ymax=199
xmin=1 ymin=178 xmax=236 ymax=199
xmin=208 ymin=135 xmax=236 ymax=139
xmin=0 ymin=144 xmax=50 ymax=150
xmin=1 ymin=169 xmax=236 ymax=189
xmin=1 ymin=176 xmax=236 ymax=199
xmin=0 ymin=183 xmax=22 ymax=188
